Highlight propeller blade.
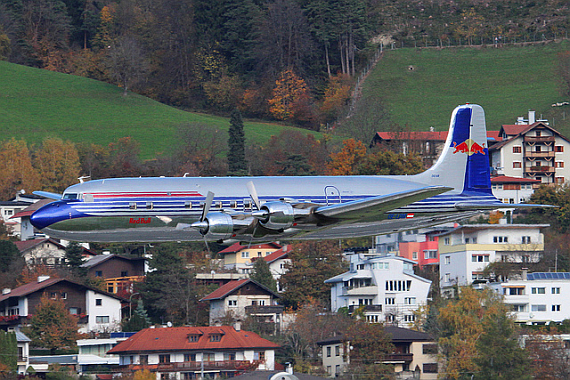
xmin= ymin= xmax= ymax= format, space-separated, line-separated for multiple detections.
xmin=246 ymin=181 xmax=261 ymax=210
xmin=201 ymin=191 xmax=215 ymax=222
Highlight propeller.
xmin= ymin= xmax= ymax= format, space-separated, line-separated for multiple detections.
xmin=247 ymin=181 xmax=269 ymax=220
xmin=191 ymin=191 xmax=215 ymax=231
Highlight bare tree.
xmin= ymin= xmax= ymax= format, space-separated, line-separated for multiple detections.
xmin=107 ymin=35 xmax=149 ymax=96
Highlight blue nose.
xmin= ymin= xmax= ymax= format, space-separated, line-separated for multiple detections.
xmin=30 ymin=201 xmax=67 ymax=230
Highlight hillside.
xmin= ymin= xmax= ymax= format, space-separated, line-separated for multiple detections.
xmin=0 ymin=61 xmax=316 ymax=159
xmin=344 ymin=40 xmax=570 ymax=139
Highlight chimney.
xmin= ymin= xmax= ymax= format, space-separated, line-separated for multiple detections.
xmin=234 ymin=321 xmax=241 ymax=331
xmin=37 ymin=275 xmax=50 ymax=283
xmin=286 ymin=362 xmax=293 ymax=375
xmin=102 ymin=250 xmax=111 ymax=255
xmin=2 ymin=288 xmax=11 ymax=295
xmin=528 ymin=110 xmax=536 ymax=124
xmin=522 ymin=268 xmax=528 ymax=281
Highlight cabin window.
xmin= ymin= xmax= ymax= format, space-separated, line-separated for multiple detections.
xmin=129 ymin=202 xmax=137 ymax=210
xmin=63 ymin=193 xmax=78 ymax=200
xmin=184 ymin=201 xmax=192 ymax=209
xmin=230 ymin=201 xmax=237 ymax=208
xmin=146 ymin=202 xmax=153 ymax=209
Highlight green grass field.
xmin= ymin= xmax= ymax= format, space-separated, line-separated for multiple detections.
xmin=362 ymin=40 xmax=570 ymax=134
xmin=0 ymin=61 xmax=317 ymax=159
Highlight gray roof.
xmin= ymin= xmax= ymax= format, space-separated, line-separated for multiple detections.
xmin=384 ymin=326 xmax=434 ymax=342
xmin=15 ymin=331 xmax=31 ymax=342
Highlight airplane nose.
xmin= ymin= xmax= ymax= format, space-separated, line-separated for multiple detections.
xmin=30 ymin=202 xmax=64 ymax=230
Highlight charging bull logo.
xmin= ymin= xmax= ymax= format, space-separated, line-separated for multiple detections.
xmin=452 ymin=139 xmax=486 ymax=156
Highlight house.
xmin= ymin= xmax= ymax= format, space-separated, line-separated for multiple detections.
xmin=491 ymin=176 xmax=541 ymax=204
xmin=14 ymin=238 xmax=95 ymax=268
xmin=438 ymin=224 xmax=548 ymax=294
xmin=325 ymin=255 xmax=431 ymax=327
xmin=81 ymin=254 xmax=146 ymax=295
xmin=201 ymin=279 xmax=283 ymax=332
xmin=317 ymin=327 xmax=438 ymax=379
xmin=489 ymin=110 xmax=570 ymax=184
xmin=108 ymin=325 xmax=280 ymax=378
xmin=370 ymin=130 xmax=501 ymax=168
xmin=219 ymin=242 xmax=282 ymax=274
xmin=0 ymin=276 xmax=123 ymax=333
xmin=15 ymin=331 xmax=31 ymax=374
xmin=0 ymin=192 xmax=43 ymax=239
xmin=488 ymin=271 xmax=570 ymax=325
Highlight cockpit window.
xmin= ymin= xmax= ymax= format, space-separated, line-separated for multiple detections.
xmin=62 ymin=193 xmax=78 ymax=200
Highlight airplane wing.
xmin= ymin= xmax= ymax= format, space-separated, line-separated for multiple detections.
xmin=314 ymin=186 xmax=452 ymax=222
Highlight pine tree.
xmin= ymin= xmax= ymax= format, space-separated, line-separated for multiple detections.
xmin=0 ymin=331 xmax=17 ymax=373
xmin=227 ymin=109 xmax=247 ymax=176
xmin=250 ymin=258 xmax=277 ymax=292
xmin=122 ymin=299 xmax=152 ymax=332
xmin=65 ymin=241 xmax=86 ymax=277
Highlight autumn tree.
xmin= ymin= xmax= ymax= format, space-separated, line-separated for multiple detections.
xmin=280 ymin=241 xmax=347 ymax=309
xmin=227 ymin=109 xmax=247 ymax=176
xmin=173 ymin=125 xmax=227 ymax=177
xmin=33 ymin=137 xmax=81 ymax=193
xmin=25 ymin=295 xmax=79 ymax=354
xmin=320 ymin=74 xmax=352 ymax=123
xmin=106 ymin=137 xmax=142 ymax=177
xmin=106 ymin=35 xmax=149 ymax=96
xmin=356 ymin=149 xmax=424 ymax=175
xmin=326 ymin=138 xmax=367 ymax=175
xmin=524 ymin=184 xmax=570 ymax=233
xmin=268 ymin=69 xmax=312 ymax=122
xmin=0 ymin=138 xmax=40 ymax=200
xmin=438 ymin=287 xmax=527 ymax=380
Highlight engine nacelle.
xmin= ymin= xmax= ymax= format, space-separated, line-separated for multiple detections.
xmin=201 ymin=212 xmax=234 ymax=240
xmin=258 ymin=202 xmax=295 ymax=230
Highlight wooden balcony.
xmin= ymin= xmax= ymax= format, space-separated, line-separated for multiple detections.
xmin=525 ymin=151 xmax=555 ymax=158
xmin=524 ymin=136 xmax=555 ymax=143
xmin=525 ymin=166 xmax=555 ymax=174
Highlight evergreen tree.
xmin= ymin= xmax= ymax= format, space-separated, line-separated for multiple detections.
xmin=0 ymin=331 xmax=17 ymax=374
xmin=227 ymin=108 xmax=247 ymax=176
xmin=250 ymin=258 xmax=277 ymax=292
xmin=0 ymin=240 xmax=20 ymax=273
xmin=65 ymin=241 xmax=86 ymax=276
xmin=122 ymin=299 xmax=152 ymax=332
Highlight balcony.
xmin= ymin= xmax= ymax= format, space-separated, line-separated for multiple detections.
xmin=525 ymin=151 xmax=555 ymax=158
xmin=157 ymin=360 xmax=260 ymax=371
xmin=348 ymin=304 xmax=383 ymax=313
xmin=382 ymin=353 xmax=413 ymax=363
xmin=342 ymin=286 xmax=378 ymax=296
xmin=525 ymin=166 xmax=555 ymax=174
xmin=524 ymin=136 xmax=555 ymax=143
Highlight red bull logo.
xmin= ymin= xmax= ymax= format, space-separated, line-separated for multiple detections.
xmin=452 ymin=139 xmax=486 ymax=156
xmin=130 ymin=217 xmax=151 ymax=224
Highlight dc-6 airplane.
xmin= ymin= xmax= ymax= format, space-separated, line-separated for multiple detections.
xmin=30 ymin=104 xmax=533 ymax=243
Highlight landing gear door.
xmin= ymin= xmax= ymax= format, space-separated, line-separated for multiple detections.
xmin=324 ymin=186 xmax=341 ymax=205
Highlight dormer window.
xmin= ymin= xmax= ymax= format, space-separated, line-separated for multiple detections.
xmin=189 ymin=334 xmax=200 ymax=342
xmin=210 ymin=334 xmax=222 ymax=342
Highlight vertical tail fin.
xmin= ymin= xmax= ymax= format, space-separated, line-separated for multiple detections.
xmin=414 ymin=104 xmax=492 ymax=194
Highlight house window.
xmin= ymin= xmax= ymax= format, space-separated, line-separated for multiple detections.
xmin=404 ymin=297 xmax=416 ymax=305
xmin=326 ymin=346 xmax=331 ymax=357
xmin=412 ymin=251 xmax=417 ymax=259
xmin=385 ymin=297 xmax=395 ymax=305
xmin=121 ymin=271 xmax=128 ymax=277
xmin=335 ymin=345 xmax=340 ymax=356
xmin=512 ymin=146 xmax=522 ymax=153
xmin=423 ymin=363 xmax=438 ymax=373
xmin=444 ymin=273 xmax=450 ymax=283
xmin=189 ymin=335 xmax=199 ymax=342
xmin=61 ymin=292 xmax=67 ymax=299
xmin=241 ymin=252 xmax=249 ymax=258
xmin=556 ymin=145 xmax=564 ymax=152
xmin=69 ymin=307 xmax=80 ymax=315
xmin=96 ymin=316 xmax=110 ymax=323
xmin=493 ymin=236 xmax=508 ymax=243
xmin=50 ymin=292 xmax=57 ymax=299
xmin=223 ymin=353 xmax=235 ymax=361
xmin=531 ymin=305 xmax=546 ymax=312
xmin=423 ymin=344 xmax=438 ymax=355
xmin=95 ymin=271 xmax=102 ymax=277
xmin=553 ymin=305 xmax=561 ymax=312
xmin=444 ymin=237 xmax=450 ymax=245
xmin=552 ymin=287 xmax=561 ymax=294
xmin=140 ymin=355 xmax=148 ymax=365
xmin=210 ymin=334 xmax=222 ymax=342
xmin=445 ymin=256 xmax=450 ymax=265
xmin=404 ymin=314 xmax=415 ymax=322
xmin=95 ymin=298 xmax=102 ymax=306
xmin=556 ymin=161 xmax=565 ymax=168
xmin=159 ymin=354 xmax=170 ymax=364
xmin=184 ymin=353 xmax=196 ymax=361
xmin=513 ymin=162 xmax=522 ymax=168
xmin=228 ymin=300 xmax=237 ymax=307
xmin=522 ymin=236 xmax=531 ymax=244
xmin=532 ymin=287 xmax=546 ymax=294
xmin=507 ymin=288 xmax=524 ymax=295
xmin=424 ymin=250 xmax=437 ymax=259
xmin=253 ymin=351 xmax=265 ymax=361
xmin=556 ymin=177 xmax=565 ymax=184
xmin=471 ymin=255 xmax=489 ymax=262
xmin=512 ymin=304 xmax=526 ymax=312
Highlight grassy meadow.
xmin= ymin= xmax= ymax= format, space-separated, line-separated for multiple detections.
xmin=361 ymin=40 xmax=570 ymax=135
xmin=0 ymin=61 xmax=316 ymax=159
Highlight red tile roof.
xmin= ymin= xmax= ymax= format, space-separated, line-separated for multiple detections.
xmin=491 ymin=176 xmax=540 ymax=184
xmin=108 ymin=326 xmax=280 ymax=354
xmin=262 ymin=245 xmax=291 ymax=264
xmin=218 ymin=242 xmax=282 ymax=254
xmin=374 ymin=131 xmax=501 ymax=142
xmin=501 ymin=124 xmax=530 ymax=136
xmin=11 ymin=199 xmax=54 ymax=219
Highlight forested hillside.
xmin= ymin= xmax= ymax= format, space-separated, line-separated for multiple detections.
xmin=1 ymin=0 xmax=569 ymax=131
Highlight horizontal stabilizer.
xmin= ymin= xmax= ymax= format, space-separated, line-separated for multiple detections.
xmin=316 ymin=186 xmax=452 ymax=221
xmin=33 ymin=191 xmax=63 ymax=200
xmin=455 ymin=202 xmax=557 ymax=210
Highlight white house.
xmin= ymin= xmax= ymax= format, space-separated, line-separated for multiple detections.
xmin=491 ymin=176 xmax=540 ymax=204
xmin=489 ymin=111 xmax=570 ymax=184
xmin=108 ymin=325 xmax=280 ymax=379
xmin=325 ymin=255 xmax=431 ymax=328
xmin=438 ymin=224 xmax=548 ymax=294
xmin=488 ymin=272 xmax=570 ymax=325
